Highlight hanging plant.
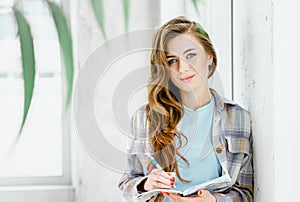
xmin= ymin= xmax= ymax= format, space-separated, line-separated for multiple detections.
xmin=90 ymin=0 xmax=131 ymax=39
xmin=46 ymin=0 xmax=74 ymax=111
xmin=192 ymin=0 xmax=201 ymax=16
xmin=122 ymin=0 xmax=130 ymax=32
xmin=90 ymin=0 xmax=107 ymax=39
xmin=12 ymin=6 xmax=36 ymax=136
xmin=7 ymin=0 xmax=74 ymax=136
xmin=89 ymin=0 xmax=204 ymax=39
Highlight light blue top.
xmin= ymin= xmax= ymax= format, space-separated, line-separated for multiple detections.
xmin=163 ymin=97 xmax=221 ymax=201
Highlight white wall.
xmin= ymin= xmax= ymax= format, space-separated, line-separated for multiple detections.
xmin=273 ymin=0 xmax=300 ymax=201
xmin=75 ymin=1 xmax=159 ymax=201
xmin=233 ymin=0 xmax=300 ymax=201
xmin=233 ymin=0 xmax=275 ymax=201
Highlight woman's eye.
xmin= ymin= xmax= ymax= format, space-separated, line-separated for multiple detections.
xmin=168 ymin=59 xmax=177 ymax=65
xmin=186 ymin=53 xmax=196 ymax=59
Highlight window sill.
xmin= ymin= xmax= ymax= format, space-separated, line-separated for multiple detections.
xmin=0 ymin=185 xmax=74 ymax=202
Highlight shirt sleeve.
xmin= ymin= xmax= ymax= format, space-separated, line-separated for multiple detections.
xmin=214 ymin=110 xmax=254 ymax=202
xmin=117 ymin=109 xmax=151 ymax=202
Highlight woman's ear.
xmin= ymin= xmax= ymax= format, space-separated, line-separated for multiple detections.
xmin=207 ymin=55 xmax=214 ymax=78
xmin=208 ymin=55 xmax=213 ymax=65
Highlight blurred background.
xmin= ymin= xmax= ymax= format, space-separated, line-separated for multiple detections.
xmin=0 ymin=0 xmax=299 ymax=201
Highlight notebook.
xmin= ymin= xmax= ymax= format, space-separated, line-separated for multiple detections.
xmin=134 ymin=174 xmax=231 ymax=202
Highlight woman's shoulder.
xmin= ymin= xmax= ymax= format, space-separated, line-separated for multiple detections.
xmin=211 ymin=88 xmax=251 ymax=117
xmin=216 ymin=98 xmax=253 ymax=155
xmin=225 ymin=101 xmax=251 ymax=118
xmin=222 ymin=103 xmax=252 ymax=143
xmin=131 ymin=103 xmax=148 ymax=121
xmin=210 ymin=89 xmax=252 ymax=134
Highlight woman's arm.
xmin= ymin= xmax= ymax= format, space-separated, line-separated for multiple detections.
xmin=118 ymin=107 xmax=177 ymax=201
xmin=118 ymin=153 xmax=148 ymax=201
xmin=118 ymin=110 xmax=148 ymax=201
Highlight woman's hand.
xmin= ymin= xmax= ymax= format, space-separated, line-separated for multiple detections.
xmin=144 ymin=168 xmax=175 ymax=191
xmin=163 ymin=190 xmax=216 ymax=202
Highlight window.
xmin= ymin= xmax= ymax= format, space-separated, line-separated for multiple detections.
xmin=0 ymin=0 xmax=71 ymax=186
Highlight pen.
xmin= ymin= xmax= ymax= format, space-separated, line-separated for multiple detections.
xmin=146 ymin=153 xmax=164 ymax=171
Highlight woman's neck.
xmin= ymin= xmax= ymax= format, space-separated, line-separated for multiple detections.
xmin=180 ymin=87 xmax=212 ymax=110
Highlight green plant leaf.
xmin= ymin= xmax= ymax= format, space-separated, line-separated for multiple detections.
xmin=122 ymin=0 xmax=130 ymax=31
xmin=90 ymin=0 xmax=107 ymax=39
xmin=46 ymin=0 xmax=74 ymax=111
xmin=13 ymin=7 xmax=36 ymax=136
xmin=192 ymin=0 xmax=200 ymax=16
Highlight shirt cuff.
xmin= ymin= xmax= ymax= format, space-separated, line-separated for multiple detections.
xmin=134 ymin=176 xmax=149 ymax=194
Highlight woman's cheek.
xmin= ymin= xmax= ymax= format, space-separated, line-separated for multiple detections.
xmin=169 ymin=72 xmax=178 ymax=85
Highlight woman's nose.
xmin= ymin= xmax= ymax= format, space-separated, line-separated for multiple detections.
xmin=178 ymin=58 xmax=190 ymax=73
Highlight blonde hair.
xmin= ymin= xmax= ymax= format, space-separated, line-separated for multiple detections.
xmin=145 ymin=16 xmax=217 ymax=200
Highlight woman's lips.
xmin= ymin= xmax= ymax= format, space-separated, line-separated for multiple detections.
xmin=180 ymin=75 xmax=195 ymax=82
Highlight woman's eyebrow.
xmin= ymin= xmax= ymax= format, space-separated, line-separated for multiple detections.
xmin=166 ymin=55 xmax=175 ymax=58
xmin=166 ymin=48 xmax=196 ymax=58
xmin=183 ymin=48 xmax=195 ymax=54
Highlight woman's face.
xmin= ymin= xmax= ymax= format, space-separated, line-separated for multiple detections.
xmin=165 ymin=33 xmax=212 ymax=94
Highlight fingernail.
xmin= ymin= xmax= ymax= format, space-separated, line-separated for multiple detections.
xmin=171 ymin=185 xmax=176 ymax=188
xmin=160 ymin=192 xmax=163 ymax=195
xmin=170 ymin=182 xmax=174 ymax=186
xmin=198 ymin=190 xmax=203 ymax=196
xmin=166 ymin=192 xmax=170 ymax=195
xmin=170 ymin=177 xmax=175 ymax=182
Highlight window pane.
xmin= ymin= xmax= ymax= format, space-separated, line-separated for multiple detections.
xmin=0 ymin=76 xmax=63 ymax=177
xmin=0 ymin=0 xmax=14 ymax=7
xmin=0 ymin=0 xmax=64 ymax=177
xmin=0 ymin=10 xmax=17 ymax=39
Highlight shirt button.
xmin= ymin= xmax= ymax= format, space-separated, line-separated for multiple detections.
xmin=215 ymin=146 xmax=223 ymax=154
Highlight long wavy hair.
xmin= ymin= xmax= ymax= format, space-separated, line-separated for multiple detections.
xmin=145 ymin=16 xmax=217 ymax=200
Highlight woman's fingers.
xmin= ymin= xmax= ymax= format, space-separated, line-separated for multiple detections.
xmin=152 ymin=171 xmax=175 ymax=187
xmin=164 ymin=193 xmax=185 ymax=202
xmin=163 ymin=190 xmax=216 ymax=202
xmin=145 ymin=169 xmax=175 ymax=190
xmin=153 ymin=169 xmax=174 ymax=179
xmin=164 ymin=192 xmax=202 ymax=202
xmin=197 ymin=190 xmax=203 ymax=197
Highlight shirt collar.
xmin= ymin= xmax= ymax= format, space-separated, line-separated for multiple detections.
xmin=210 ymin=88 xmax=236 ymax=112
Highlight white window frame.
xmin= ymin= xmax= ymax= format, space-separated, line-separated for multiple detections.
xmin=0 ymin=0 xmax=77 ymax=201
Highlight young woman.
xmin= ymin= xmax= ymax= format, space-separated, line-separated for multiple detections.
xmin=118 ymin=16 xmax=253 ymax=202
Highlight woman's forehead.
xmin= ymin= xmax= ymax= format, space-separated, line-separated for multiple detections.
xmin=165 ymin=33 xmax=204 ymax=55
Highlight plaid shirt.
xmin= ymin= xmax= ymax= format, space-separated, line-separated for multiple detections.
xmin=118 ymin=89 xmax=254 ymax=202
